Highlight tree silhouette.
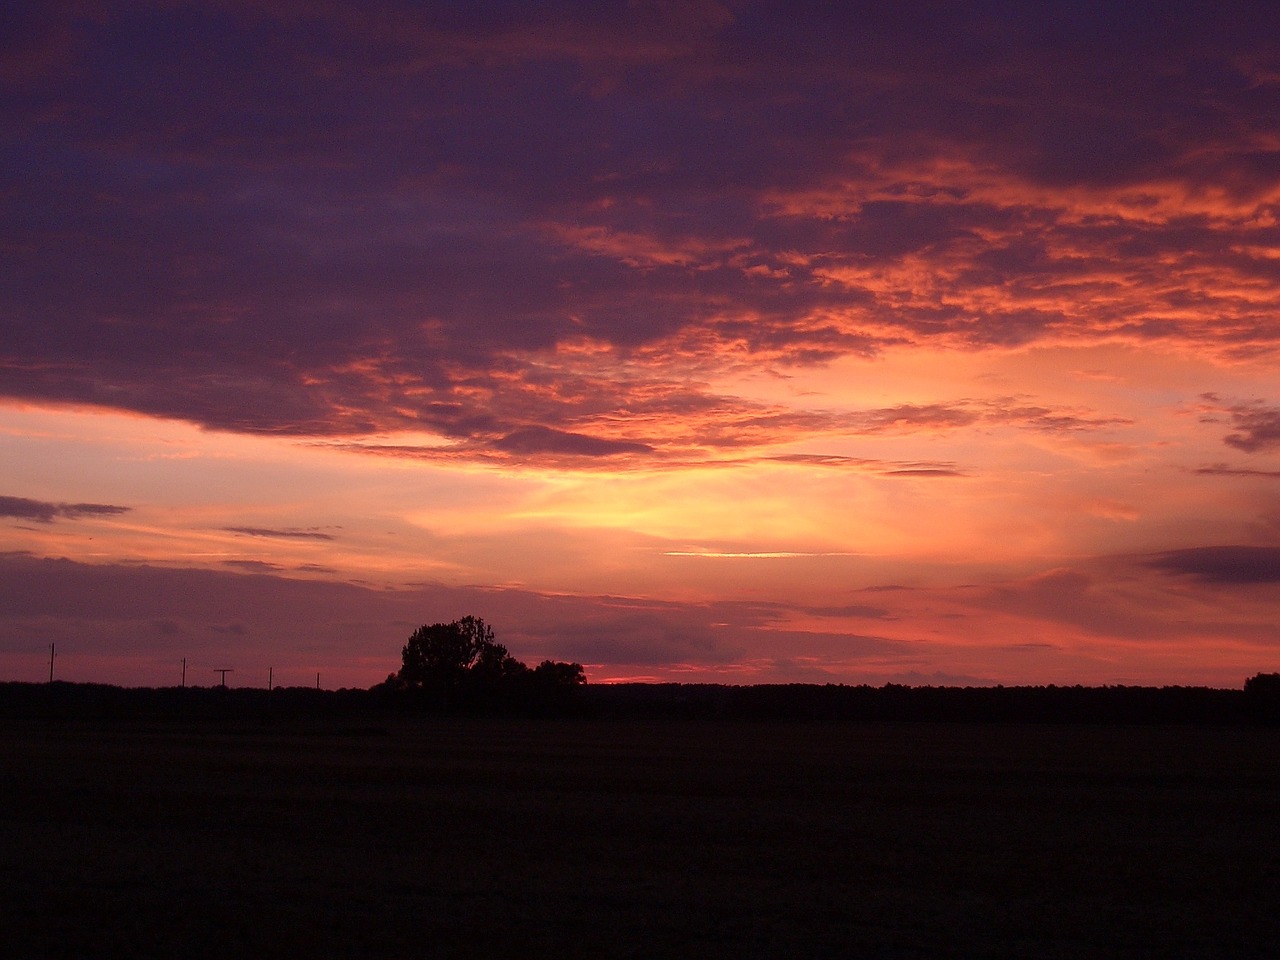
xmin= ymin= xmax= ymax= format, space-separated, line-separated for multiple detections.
xmin=531 ymin=659 xmax=585 ymax=688
xmin=390 ymin=616 xmax=584 ymax=714
xmin=1243 ymin=672 xmax=1280 ymax=724
xmin=395 ymin=616 xmax=522 ymax=710
xmin=521 ymin=659 xmax=588 ymax=715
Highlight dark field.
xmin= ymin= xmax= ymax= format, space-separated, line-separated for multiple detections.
xmin=1 ymin=719 xmax=1277 ymax=958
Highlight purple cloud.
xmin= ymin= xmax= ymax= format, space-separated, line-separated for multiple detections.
xmin=3 ymin=2 xmax=1280 ymax=451
xmin=222 ymin=560 xmax=285 ymax=573
xmin=493 ymin=426 xmax=653 ymax=457
xmin=1223 ymin=406 xmax=1280 ymax=454
xmin=0 ymin=495 xmax=130 ymax=523
xmin=1148 ymin=546 xmax=1280 ymax=584
xmin=1195 ymin=464 xmax=1280 ymax=479
xmin=223 ymin=527 xmax=338 ymax=541
xmin=766 ymin=455 xmax=966 ymax=477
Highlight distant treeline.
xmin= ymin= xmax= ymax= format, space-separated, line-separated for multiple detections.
xmin=0 ymin=681 xmax=393 ymax=724
xmin=3 ymin=674 xmax=1279 ymax=724
xmin=585 ymin=678 xmax=1280 ymax=725
xmin=0 ymin=679 xmax=586 ymax=723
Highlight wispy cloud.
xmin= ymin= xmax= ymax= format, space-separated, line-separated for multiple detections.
xmin=223 ymin=526 xmax=338 ymax=541
xmin=222 ymin=560 xmax=285 ymax=573
xmin=0 ymin=495 xmax=130 ymax=524
xmin=663 ymin=551 xmax=862 ymax=559
xmin=316 ymin=393 xmax=1127 ymax=469
xmin=765 ymin=455 xmax=966 ymax=477
xmin=492 ymin=426 xmax=654 ymax=457
xmin=1195 ymin=464 xmax=1280 ymax=479
xmin=1148 ymin=546 xmax=1280 ymax=584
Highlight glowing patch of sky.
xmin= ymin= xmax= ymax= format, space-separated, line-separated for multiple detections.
xmin=5 ymin=3 xmax=1280 ymax=687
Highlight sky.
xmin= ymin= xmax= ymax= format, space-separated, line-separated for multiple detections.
xmin=4 ymin=1 xmax=1280 ymax=689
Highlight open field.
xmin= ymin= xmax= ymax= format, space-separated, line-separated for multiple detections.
xmin=1 ymin=718 xmax=1277 ymax=958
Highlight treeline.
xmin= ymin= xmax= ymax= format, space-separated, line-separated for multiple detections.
xmin=0 ymin=681 xmax=392 ymax=723
xmin=0 ymin=617 xmax=593 ymax=723
xmin=3 ymin=675 xmax=1280 ymax=725
xmin=585 ymin=676 xmax=1280 ymax=724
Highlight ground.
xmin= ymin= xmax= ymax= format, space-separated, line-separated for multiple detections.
xmin=1 ymin=718 xmax=1276 ymax=958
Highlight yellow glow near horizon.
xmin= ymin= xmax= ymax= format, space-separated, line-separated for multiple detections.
xmin=2 ymin=334 xmax=1257 ymax=589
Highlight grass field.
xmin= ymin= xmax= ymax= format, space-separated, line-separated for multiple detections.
xmin=1 ymin=718 xmax=1277 ymax=958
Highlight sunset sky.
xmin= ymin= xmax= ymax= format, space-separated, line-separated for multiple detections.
xmin=4 ymin=2 xmax=1280 ymax=688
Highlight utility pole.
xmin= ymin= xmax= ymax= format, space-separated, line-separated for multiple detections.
xmin=181 ymin=657 xmax=186 ymax=688
xmin=316 ymin=672 xmax=320 ymax=690
xmin=48 ymin=643 xmax=55 ymax=683
xmin=268 ymin=667 xmax=273 ymax=691
xmin=213 ymin=668 xmax=232 ymax=688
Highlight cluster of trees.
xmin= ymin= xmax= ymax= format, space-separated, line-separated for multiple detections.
xmin=378 ymin=616 xmax=586 ymax=715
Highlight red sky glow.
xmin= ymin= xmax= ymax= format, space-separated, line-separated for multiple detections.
xmin=4 ymin=2 xmax=1280 ymax=689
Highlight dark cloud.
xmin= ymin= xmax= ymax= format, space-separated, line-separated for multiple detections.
xmin=853 ymin=404 xmax=981 ymax=432
xmin=1 ymin=497 xmax=59 ymax=524
xmin=1197 ymin=395 xmax=1280 ymax=454
xmin=493 ymin=426 xmax=653 ymax=457
xmin=223 ymin=526 xmax=338 ymax=541
xmin=1223 ymin=406 xmax=1280 ymax=453
xmin=221 ymin=560 xmax=284 ymax=573
xmin=0 ymin=495 xmax=130 ymax=523
xmin=846 ymin=400 xmax=1129 ymax=438
xmin=1001 ymin=406 xmax=1133 ymax=434
xmin=1148 ymin=546 xmax=1280 ymax=584
xmin=1195 ymin=464 xmax=1280 ymax=479
xmin=883 ymin=468 xmax=965 ymax=478
xmin=766 ymin=455 xmax=966 ymax=477
xmin=3 ymin=2 xmax=1280 ymax=448
xmin=55 ymin=502 xmax=130 ymax=521
xmin=799 ymin=603 xmax=894 ymax=619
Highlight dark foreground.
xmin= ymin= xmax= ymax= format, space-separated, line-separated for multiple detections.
xmin=1 ymin=718 xmax=1277 ymax=959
